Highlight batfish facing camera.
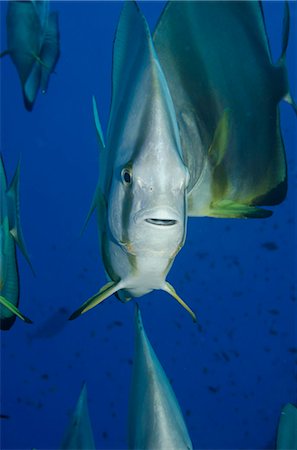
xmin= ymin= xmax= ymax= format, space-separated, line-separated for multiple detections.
xmin=69 ymin=1 xmax=196 ymax=322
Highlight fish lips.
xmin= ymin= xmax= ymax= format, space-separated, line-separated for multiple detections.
xmin=134 ymin=207 xmax=181 ymax=228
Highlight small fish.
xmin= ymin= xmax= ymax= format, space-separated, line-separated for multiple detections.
xmin=276 ymin=403 xmax=297 ymax=450
xmin=129 ymin=305 xmax=193 ymax=449
xmin=0 ymin=156 xmax=33 ymax=330
xmin=261 ymin=241 xmax=279 ymax=251
xmin=1 ymin=0 xmax=60 ymax=111
xmin=60 ymin=384 xmax=95 ymax=450
xmin=27 ymin=307 xmax=69 ymax=340
xmin=0 ymin=414 xmax=10 ymax=419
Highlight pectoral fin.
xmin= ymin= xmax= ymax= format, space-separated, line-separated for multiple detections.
xmin=69 ymin=280 xmax=123 ymax=320
xmin=6 ymin=161 xmax=35 ymax=274
xmin=209 ymin=200 xmax=272 ymax=219
xmin=0 ymin=296 xmax=32 ymax=324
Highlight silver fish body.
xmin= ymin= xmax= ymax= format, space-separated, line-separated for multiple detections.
xmin=129 ymin=305 xmax=193 ymax=449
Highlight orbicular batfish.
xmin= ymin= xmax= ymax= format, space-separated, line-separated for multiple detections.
xmin=128 ymin=305 xmax=193 ymax=449
xmin=69 ymin=1 xmax=295 ymax=322
xmin=70 ymin=1 xmax=195 ymax=322
xmin=1 ymin=0 xmax=60 ymax=111
xmin=153 ymin=1 xmax=296 ymax=218
xmin=60 ymin=384 xmax=95 ymax=450
xmin=0 ymin=156 xmax=33 ymax=330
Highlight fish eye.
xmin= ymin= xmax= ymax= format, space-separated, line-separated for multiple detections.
xmin=121 ymin=168 xmax=132 ymax=185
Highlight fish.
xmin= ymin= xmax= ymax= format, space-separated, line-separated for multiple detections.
xmin=1 ymin=0 xmax=60 ymax=111
xmin=60 ymin=383 xmax=95 ymax=450
xmin=27 ymin=307 xmax=69 ymax=341
xmin=69 ymin=0 xmax=295 ymax=322
xmin=70 ymin=1 xmax=196 ymax=322
xmin=153 ymin=1 xmax=296 ymax=219
xmin=128 ymin=305 xmax=193 ymax=449
xmin=276 ymin=403 xmax=297 ymax=450
xmin=0 ymin=155 xmax=33 ymax=330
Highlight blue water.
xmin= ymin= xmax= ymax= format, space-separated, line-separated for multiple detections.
xmin=0 ymin=1 xmax=296 ymax=449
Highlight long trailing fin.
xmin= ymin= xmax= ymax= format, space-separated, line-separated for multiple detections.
xmin=6 ymin=161 xmax=35 ymax=275
xmin=0 ymin=296 xmax=33 ymax=324
xmin=163 ymin=282 xmax=197 ymax=322
xmin=69 ymin=280 xmax=123 ymax=320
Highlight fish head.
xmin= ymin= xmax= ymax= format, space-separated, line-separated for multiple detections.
xmin=108 ymin=148 xmax=189 ymax=257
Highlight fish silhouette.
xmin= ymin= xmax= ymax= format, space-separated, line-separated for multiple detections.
xmin=1 ymin=0 xmax=60 ymax=111
xmin=0 ymin=156 xmax=33 ymax=330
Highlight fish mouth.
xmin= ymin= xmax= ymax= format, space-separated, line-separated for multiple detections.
xmin=145 ymin=218 xmax=177 ymax=226
xmin=134 ymin=207 xmax=181 ymax=227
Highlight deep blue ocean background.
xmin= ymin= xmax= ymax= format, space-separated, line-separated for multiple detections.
xmin=0 ymin=1 xmax=296 ymax=449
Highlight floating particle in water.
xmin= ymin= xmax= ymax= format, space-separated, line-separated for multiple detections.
xmin=185 ymin=409 xmax=191 ymax=417
xmin=261 ymin=241 xmax=278 ymax=251
xmin=107 ymin=320 xmax=124 ymax=330
xmin=208 ymin=385 xmax=220 ymax=393
xmin=102 ymin=431 xmax=108 ymax=440
xmin=268 ymin=309 xmax=280 ymax=316
xmin=269 ymin=328 xmax=278 ymax=336
xmin=288 ymin=347 xmax=297 ymax=354
xmin=195 ymin=251 xmax=208 ymax=260
xmin=0 ymin=414 xmax=9 ymax=419
xmin=41 ymin=373 xmax=49 ymax=381
xmin=221 ymin=351 xmax=230 ymax=362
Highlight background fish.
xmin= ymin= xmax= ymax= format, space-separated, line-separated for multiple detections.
xmin=0 ymin=156 xmax=33 ymax=330
xmin=153 ymin=1 xmax=296 ymax=218
xmin=129 ymin=305 xmax=193 ymax=449
xmin=1 ymin=0 xmax=60 ymax=110
xmin=60 ymin=383 xmax=95 ymax=450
